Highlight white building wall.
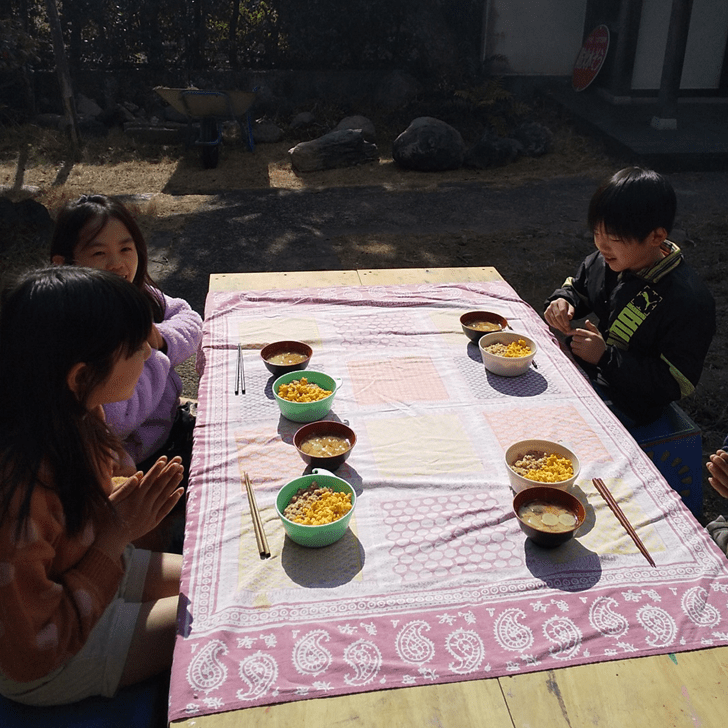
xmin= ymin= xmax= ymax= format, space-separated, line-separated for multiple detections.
xmin=631 ymin=0 xmax=728 ymax=90
xmin=482 ymin=0 xmax=588 ymax=75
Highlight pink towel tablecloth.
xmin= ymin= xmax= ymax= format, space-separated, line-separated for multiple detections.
xmin=169 ymin=281 xmax=728 ymax=722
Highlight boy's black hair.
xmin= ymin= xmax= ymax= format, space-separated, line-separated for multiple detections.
xmin=588 ymin=167 xmax=677 ymax=243
xmin=0 ymin=266 xmax=153 ymax=538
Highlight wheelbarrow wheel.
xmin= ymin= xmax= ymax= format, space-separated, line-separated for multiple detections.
xmin=200 ymin=117 xmax=219 ymax=169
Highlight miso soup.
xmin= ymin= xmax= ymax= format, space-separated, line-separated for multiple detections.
xmin=518 ymin=500 xmax=578 ymax=533
xmin=266 ymin=351 xmax=308 ymax=366
xmin=300 ymin=434 xmax=351 ymax=458
xmin=468 ymin=320 xmax=502 ymax=332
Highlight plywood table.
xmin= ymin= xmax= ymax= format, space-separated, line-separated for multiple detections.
xmin=171 ymin=267 xmax=728 ymax=728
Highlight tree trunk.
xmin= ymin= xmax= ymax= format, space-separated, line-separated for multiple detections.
xmin=229 ymin=0 xmax=240 ymax=69
xmin=44 ymin=0 xmax=81 ymax=159
xmin=146 ymin=0 xmax=164 ymax=69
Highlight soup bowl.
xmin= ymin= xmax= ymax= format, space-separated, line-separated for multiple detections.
xmin=261 ymin=340 xmax=313 ymax=376
xmin=275 ymin=469 xmax=356 ymax=547
xmin=513 ymin=485 xmax=585 ymax=547
xmin=460 ymin=310 xmax=508 ymax=342
xmin=293 ymin=420 xmax=356 ymax=470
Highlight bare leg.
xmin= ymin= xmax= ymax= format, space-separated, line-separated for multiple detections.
xmin=118 ymin=552 xmax=183 ymax=687
xmin=118 ymin=596 xmax=179 ymax=687
xmin=142 ymin=552 xmax=182 ymax=601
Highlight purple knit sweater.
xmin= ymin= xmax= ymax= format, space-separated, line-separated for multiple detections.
xmin=103 ymin=292 xmax=202 ymax=464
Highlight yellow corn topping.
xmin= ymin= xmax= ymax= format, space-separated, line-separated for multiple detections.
xmin=277 ymin=377 xmax=332 ymax=402
xmin=484 ymin=339 xmax=532 ymax=358
xmin=517 ymin=453 xmax=574 ymax=483
xmin=504 ymin=339 xmax=532 ymax=357
xmin=291 ymin=488 xmax=351 ymax=526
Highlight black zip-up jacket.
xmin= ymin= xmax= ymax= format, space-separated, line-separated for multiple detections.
xmin=545 ymin=242 xmax=715 ymax=423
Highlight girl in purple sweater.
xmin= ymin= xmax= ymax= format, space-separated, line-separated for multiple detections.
xmin=51 ymin=195 xmax=202 ymax=475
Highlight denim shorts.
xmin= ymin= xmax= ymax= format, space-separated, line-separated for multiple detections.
xmin=0 ymin=545 xmax=151 ymax=706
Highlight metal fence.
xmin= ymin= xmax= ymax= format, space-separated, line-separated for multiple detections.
xmin=3 ymin=0 xmax=482 ymax=78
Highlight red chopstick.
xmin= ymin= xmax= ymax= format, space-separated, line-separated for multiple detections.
xmin=592 ymin=477 xmax=655 ymax=567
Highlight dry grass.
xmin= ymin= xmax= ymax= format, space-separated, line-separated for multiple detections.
xmin=0 ymin=105 xmax=615 ymax=205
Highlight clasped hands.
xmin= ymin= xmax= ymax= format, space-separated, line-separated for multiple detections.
xmin=544 ymin=298 xmax=606 ymax=365
xmin=97 ymin=456 xmax=184 ymax=560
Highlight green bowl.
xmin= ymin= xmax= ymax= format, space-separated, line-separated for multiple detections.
xmin=272 ymin=370 xmax=341 ymax=423
xmin=275 ymin=469 xmax=356 ymax=547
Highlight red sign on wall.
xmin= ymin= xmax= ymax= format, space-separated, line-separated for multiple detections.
xmin=572 ymin=25 xmax=610 ymax=91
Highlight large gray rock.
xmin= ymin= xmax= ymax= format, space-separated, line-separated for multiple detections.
xmin=289 ymin=129 xmax=378 ymax=173
xmin=392 ymin=117 xmax=464 ymax=171
xmin=333 ymin=115 xmax=376 ymax=143
xmin=464 ymin=130 xmax=523 ymax=168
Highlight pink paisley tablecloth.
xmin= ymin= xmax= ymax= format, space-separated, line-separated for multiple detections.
xmin=169 ymin=280 xmax=728 ymax=722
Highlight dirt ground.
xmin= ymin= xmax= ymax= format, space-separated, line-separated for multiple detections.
xmin=1 ymin=123 xmax=726 ymax=524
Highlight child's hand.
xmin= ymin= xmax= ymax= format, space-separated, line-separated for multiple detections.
xmin=99 ymin=456 xmax=184 ymax=554
xmin=113 ymin=446 xmax=138 ymax=477
xmin=570 ymin=320 xmax=606 ymax=364
xmin=708 ymin=450 xmax=728 ymax=498
xmin=544 ymin=299 xmax=575 ymax=335
xmin=147 ymin=324 xmax=166 ymax=351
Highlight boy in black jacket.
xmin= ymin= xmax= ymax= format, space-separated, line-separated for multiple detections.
xmin=544 ymin=167 xmax=715 ymax=424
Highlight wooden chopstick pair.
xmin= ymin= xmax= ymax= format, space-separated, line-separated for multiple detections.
xmin=243 ymin=472 xmax=270 ymax=559
xmin=592 ymin=477 xmax=655 ymax=567
xmin=234 ymin=343 xmax=246 ymax=395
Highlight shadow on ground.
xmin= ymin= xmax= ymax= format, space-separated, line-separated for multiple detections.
xmin=147 ymin=177 xmax=597 ymax=314
xmin=145 ymin=171 xmax=728 ymax=525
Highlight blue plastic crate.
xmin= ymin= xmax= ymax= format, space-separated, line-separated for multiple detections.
xmin=593 ymin=382 xmax=703 ymax=518
xmin=626 ymin=403 xmax=703 ymax=519
xmin=0 ymin=673 xmax=168 ymax=728
xmin=593 ymin=396 xmax=701 ymax=521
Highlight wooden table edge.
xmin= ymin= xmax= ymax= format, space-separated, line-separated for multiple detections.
xmin=208 ymin=266 xmax=504 ymax=291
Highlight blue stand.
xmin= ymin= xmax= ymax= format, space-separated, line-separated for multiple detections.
xmin=0 ymin=674 xmax=168 ymax=728
xmin=626 ymin=403 xmax=703 ymax=519
xmin=601 ymin=395 xmax=703 ymax=518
